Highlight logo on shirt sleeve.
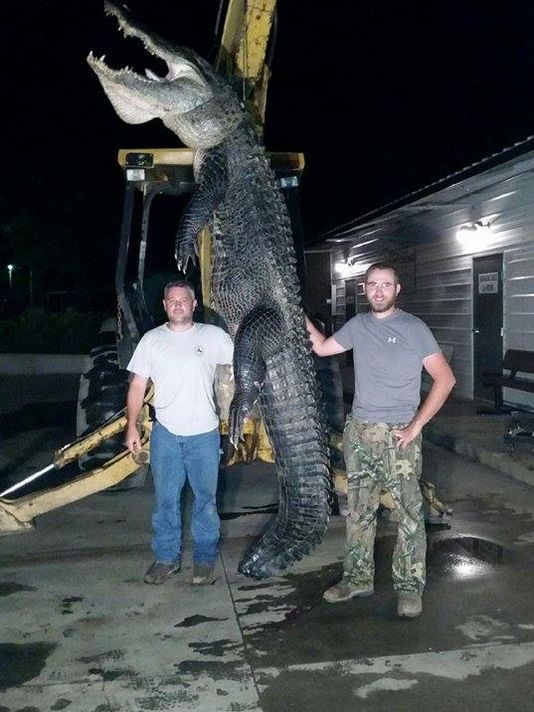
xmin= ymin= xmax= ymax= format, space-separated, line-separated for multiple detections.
xmin=387 ymin=336 xmax=397 ymax=343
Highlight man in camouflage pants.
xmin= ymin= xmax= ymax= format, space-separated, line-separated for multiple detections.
xmin=306 ymin=263 xmax=455 ymax=618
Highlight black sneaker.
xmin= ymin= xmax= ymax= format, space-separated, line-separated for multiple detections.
xmin=144 ymin=561 xmax=180 ymax=585
xmin=191 ymin=563 xmax=215 ymax=586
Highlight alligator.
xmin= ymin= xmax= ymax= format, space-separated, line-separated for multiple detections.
xmin=88 ymin=1 xmax=331 ymax=578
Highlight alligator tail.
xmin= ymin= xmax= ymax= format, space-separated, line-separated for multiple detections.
xmin=238 ymin=348 xmax=331 ymax=578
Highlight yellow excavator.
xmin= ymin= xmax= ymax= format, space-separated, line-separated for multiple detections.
xmin=0 ymin=0 xmax=293 ymax=534
xmin=0 ymin=0 xmax=451 ymax=534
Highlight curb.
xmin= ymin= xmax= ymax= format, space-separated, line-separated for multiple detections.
xmin=424 ymin=424 xmax=534 ymax=489
xmin=0 ymin=354 xmax=86 ymax=375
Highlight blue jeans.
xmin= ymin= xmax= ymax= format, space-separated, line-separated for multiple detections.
xmin=150 ymin=421 xmax=221 ymax=566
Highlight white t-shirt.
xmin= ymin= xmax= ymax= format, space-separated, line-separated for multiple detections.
xmin=127 ymin=323 xmax=234 ymax=436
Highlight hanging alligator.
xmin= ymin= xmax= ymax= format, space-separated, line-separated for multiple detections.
xmin=87 ymin=1 xmax=331 ymax=578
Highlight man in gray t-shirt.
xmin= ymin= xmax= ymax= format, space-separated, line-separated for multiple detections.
xmin=306 ymin=262 xmax=455 ymax=618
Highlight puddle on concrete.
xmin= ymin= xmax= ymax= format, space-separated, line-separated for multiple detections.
xmin=174 ymin=658 xmax=247 ymax=681
xmin=238 ymin=538 xmax=507 ymax=651
xmin=238 ymin=563 xmax=340 ymax=625
xmin=0 ymin=582 xmax=36 ymax=597
xmin=428 ymin=536 xmax=506 ymax=581
xmin=188 ymin=638 xmax=243 ymax=657
xmin=87 ymin=666 xmax=137 ymax=681
xmin=238 ymin=583 xmax=274 ymax=592
xmin=0 ymin=642 xmax=57 ymax=691
xmin=78 ymin=649 xmax=125 ymax=664
xmin=61 ymin=596 xmax=84 ymax=615
xmin=175 ymin=615 xmax=229 ymax=628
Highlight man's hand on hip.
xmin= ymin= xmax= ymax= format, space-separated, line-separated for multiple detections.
xmin=393 ymin=422 xmax=421 ymax=450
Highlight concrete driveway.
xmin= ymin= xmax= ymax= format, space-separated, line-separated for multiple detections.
xmin=2 ymin=375 xmax=534 ymax=710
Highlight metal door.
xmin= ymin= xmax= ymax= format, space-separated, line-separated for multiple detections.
xmin=473 ymin=253 xmax=504 ymax=400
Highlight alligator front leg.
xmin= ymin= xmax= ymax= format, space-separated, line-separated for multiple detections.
xmin=228 ymin=306 xmax=282 ymax=446
xmin=175 ymin=147 xmax=228 ymax=272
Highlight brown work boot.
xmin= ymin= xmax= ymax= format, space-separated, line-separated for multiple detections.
xmin=323 ymin=577 xmax=373 ymax=603
xmin=397 ymin=592 xmax=423 ymax=618
xmin=144 ymin=560 xmax=180 ymax=585
xmin=192 ymin=563 xmax=216 ymax=586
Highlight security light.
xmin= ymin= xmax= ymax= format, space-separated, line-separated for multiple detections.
xmin=456 ymin=221 xmax=492 ymax=246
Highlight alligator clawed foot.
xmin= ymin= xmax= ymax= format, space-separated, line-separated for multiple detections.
xmin=175 ymin=241 xmax=199 ymax=273
xmin=228 ymin=396 xmax=254 ymax=447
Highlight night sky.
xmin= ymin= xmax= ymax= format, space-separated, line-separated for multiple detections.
xmin=3 ymin=1 xmax=534 ymax=295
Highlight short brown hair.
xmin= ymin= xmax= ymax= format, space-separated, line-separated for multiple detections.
xmin=364 ymin=262 xmax=400 ymax=284
xmin=163 ymin=280 xmax=196 ymax=300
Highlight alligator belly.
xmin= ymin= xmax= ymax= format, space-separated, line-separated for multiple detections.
xmin=212 ymin=256 xmax=264 ymax=334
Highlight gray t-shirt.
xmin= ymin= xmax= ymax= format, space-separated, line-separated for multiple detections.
xmin=127 ymin=322 xmax=234 ymax=436
xmin=334 ymin=309 xmax=440 ymax=423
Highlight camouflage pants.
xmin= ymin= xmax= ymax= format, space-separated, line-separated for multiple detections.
xmin=343 ymin=417 xmax=426 ymax=594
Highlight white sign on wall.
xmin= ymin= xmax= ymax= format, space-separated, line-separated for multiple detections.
xmin=478 ymin=272 xmax=499 ymax=294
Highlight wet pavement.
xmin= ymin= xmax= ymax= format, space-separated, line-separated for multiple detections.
xmin=1 ymin=374 xmax=534 ymax=710
xmin=426 ymin=398 xmax=534 ymax=488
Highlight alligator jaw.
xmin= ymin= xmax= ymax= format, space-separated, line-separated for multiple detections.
xmin=101 ymin=1 xmax=206 ymax=84
xmin=87 ymin=1 xmax=212 ymax=125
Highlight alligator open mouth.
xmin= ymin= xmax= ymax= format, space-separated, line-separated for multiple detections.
xmin=87 ymin=1 xmax=215 ymax=126
xmin=87 ymin=1 xmax=207 ymax=93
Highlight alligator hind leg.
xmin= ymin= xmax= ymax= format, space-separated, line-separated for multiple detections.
xmin=228 ymin=305 xmax=281 ymax=445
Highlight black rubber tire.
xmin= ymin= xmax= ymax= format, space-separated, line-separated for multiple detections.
xmin=77 ymin=343 xmax=148 ymax=490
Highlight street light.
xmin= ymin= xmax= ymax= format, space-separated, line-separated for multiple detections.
xmin=7 ymin=264 xmax=14 ymax=290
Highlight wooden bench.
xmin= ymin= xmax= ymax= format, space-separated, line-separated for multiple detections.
xmin=483 ymin=349 xmax=534 ymax=411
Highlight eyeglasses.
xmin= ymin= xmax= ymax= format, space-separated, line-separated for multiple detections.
xmin=365 ymin=281 xmax=396 ymax=291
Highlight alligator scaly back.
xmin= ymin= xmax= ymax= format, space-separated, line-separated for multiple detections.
xmin=88 ymin=1 xmax=331 ymax=578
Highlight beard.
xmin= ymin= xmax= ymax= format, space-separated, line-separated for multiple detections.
xmin=367 ymin=294 xmax=397 ymax=313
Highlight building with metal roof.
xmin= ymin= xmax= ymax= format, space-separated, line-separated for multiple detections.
xmin=304 ymin=135 xmax=534 ymax=406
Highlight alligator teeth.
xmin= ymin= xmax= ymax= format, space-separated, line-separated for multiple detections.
xmin=145 ymin=68 xmax=163 ymax=82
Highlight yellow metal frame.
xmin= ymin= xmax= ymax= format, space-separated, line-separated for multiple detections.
xmin=216 ymin=0 xmax=277 ymax=132
xmin=117 ymin=148 xmax=304 ymax=172
xmin=117 ymin=148 xmax=195 ymax=168
xmin=0 ymin=390 xmax=153 ymax=534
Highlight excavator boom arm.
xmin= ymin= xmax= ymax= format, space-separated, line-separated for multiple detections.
xmin=0 ymin=391 xmax=153 ymax=534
